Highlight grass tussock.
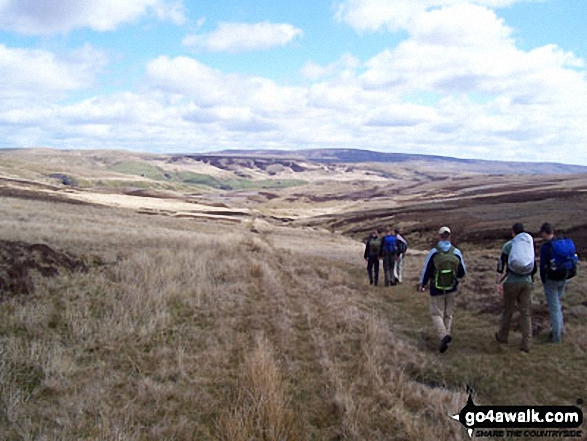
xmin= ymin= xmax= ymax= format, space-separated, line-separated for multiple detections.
xmin=218 ymin=335 xmax=299 ymax=441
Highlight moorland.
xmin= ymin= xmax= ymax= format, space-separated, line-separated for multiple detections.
xmin=1 ymin=147 xmax=586 ymax=440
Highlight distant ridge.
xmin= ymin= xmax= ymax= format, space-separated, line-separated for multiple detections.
xmin=4 ymin=146 xmax=587 ymax=175
xmin=212 ymin=148 xmax=587 ymax=175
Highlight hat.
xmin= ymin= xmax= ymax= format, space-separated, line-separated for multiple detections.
xmin=438 ymin=226 xmax=451 ymax=235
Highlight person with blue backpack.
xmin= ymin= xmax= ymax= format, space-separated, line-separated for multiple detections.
xmin=381 ymin=228 xmax=398 ymax=286
xmin=538 ymin=223 xmax=578 ymax=343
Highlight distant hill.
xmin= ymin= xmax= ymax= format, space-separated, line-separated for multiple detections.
xmin=214 ymin=148 xmax=587 ymax=175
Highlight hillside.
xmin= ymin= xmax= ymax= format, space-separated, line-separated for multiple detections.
xmin=215 ymin=148 xmax=587 ymax=175
xmin=3 ymin=147 xmax=586 ymax=256
xmin=2 ymin=193 xmax=586 ymax=440
xmin=1 ymin=147 xmax=587 ymax=439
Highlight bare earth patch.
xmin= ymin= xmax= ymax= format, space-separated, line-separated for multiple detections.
xmin=0 ymin=240 xmax=87 ymax=300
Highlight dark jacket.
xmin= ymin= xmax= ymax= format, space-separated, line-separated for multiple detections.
xmin=364 ymin=236 xmax=379 ymax=259
xmin=539 ymin=239 xmax=554 ymax=283
xmin=419 ymin=241 xmax=466 ymax=296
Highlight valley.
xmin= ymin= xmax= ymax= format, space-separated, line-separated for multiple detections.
xmin=1 ymin=147 xmax=586 ymax=440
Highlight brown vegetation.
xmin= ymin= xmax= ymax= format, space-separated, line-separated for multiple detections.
xmin=1 ymin=148 xmax=586 ymax=440
xmin=0 ymin=240 xmax=87 ymax=300
xmin=0 ymin=196 xmax=473 ymax=440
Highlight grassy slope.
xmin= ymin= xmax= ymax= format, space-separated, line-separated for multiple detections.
xmin=107 ymin=161 xmax=307 ymax=191
xmin=1 ymin=196 xmax=585 ymax=440
xmin=0 ymin=150 xmax=309 ymax=193
xmin=109 ymin=161 xmax=167 ymax=181
xmin=364 ymin=259 xmax=587 ymax=406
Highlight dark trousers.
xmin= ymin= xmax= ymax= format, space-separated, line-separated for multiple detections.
xmin=367 ymin=256 xmax=379 ymax=285
xmin=382 ymin=252 xmax=396 ymax=286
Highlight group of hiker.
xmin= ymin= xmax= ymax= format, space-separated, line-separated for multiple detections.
xmin=364 ymin=228 xmax=408 ymax=286
xmin=364 ymin=223 xmax=579 ymax=354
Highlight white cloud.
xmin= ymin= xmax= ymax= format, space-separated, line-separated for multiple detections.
xmin=146 ymin=55 xmax=236 ymax=105
xmin=364 ymin=103 xmax=439 ymax=127
xmin=411 ymin=3 xmax=512 ymax=48
xmin=0 ymin=0 xmax=185 ymax=35
xmin=336 ymin=0 xmax=426 ymax=32
xmin=3 ymin=42 xmax=586 ymax=163
xmin=143 ymin=2 xmax=587 ymax=164
xmin=335 ymin=0 xmax=538 ymax=33
xmin=300 ymin=54 xmax=360 ymax=80
xmin=146 ymin=55 xmax=306 ymax=113
xmin=1 ymin=1 xmax=586 ymax=165
xmin=182 ymin=22 xmax=303 ymax=53
xmin=360 ymin=4 xmax=585 ymax=99
xmin=151 ymin=0 xmax=185 ymax=25
xmin=0 ymin=43 xmax=106 ymax=97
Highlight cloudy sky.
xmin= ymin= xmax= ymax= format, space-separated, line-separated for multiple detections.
xmin=1 ymin=0 xmax=586 ymax=164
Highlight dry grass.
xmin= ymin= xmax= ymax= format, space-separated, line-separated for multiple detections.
xmin=0 ymin=196 xmax=472 ymax=440
xmin=1 ymin=194 xmax=585 ymax=440
xmin=379 ymin=247 xmax=587 ymax=409
xmin=218 ymin=335 xmax=299 ymax=441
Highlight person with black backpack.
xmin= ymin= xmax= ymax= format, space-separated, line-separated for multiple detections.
xmin=364 ymin=230 xmax=382 ymax=286
xmin=381 ymin=228 xmax=398 ymax=286
xmin=539 ymin=223 xmax=578 ymax=343
xmin=418 ymin=226 xmax=466 ymax=353
xmin=495 ymin=223 xmax=537 ymax=353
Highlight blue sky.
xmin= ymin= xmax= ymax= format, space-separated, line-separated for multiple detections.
xmin=0 ymin=0 xmax=586 ymax=164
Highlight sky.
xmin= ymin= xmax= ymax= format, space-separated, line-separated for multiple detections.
xmin=0 ymin=0 xmax=586 ymax=164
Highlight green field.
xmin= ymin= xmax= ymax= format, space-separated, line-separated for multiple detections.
xmin=108 ymin=161 xmax=168 ymax=181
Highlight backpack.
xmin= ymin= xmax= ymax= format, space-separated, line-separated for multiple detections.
xmin=382 ymin=235 xmax=397 ymax=254
xmin=396 ymin=240 xmax=407 ymax=255
xmin=433 ymin=245 xmax=460 ymax=291
xmin=368 ymin=237 xmax=382 ymax=258
xmin=548 ymin=238 xmax=578 ymax=280
xmin=508 ymin=233 xmax=535 ymax=276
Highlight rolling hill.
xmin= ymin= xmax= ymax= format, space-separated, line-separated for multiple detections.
xmin=213 ymin=148 xmax=587 ymax=175
xmin=1 ymin=146 xmax=587 ymax=439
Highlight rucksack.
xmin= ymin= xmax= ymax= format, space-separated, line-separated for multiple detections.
xmin=382 ymin=235 xmax=397 ymax=254
xmin=433 ymin=245 xmax=460 ymax=291
xmin=548 ymin=238 xmax=578 ymax=280
xmin=508 ymin=233 xmax=535 ymax=276
xmin=368 ymin=237 xmax=382 ymax=258
xmin=396 ymin=239 xmax=407 ymax=255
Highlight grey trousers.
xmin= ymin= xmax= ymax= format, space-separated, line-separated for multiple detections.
xmin=430 ymin=292 xmax=455 ymax=340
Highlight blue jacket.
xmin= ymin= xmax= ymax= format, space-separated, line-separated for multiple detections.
xmin=419 ymin=241 xmax=467 ymax=296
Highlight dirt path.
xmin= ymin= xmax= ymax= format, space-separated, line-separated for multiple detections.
xmin=220 ymin=241 xmax=470 ymax=440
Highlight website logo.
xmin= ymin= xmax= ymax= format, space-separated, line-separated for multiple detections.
xmin=450 ymin=390 xmax=583 ymax=438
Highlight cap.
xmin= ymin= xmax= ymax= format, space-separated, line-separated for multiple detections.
xmin=438 ymin=226 xmax=451 ymax=235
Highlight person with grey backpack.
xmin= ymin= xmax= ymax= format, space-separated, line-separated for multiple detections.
xmin=495 ymin=223 xmax=537 ymax=353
